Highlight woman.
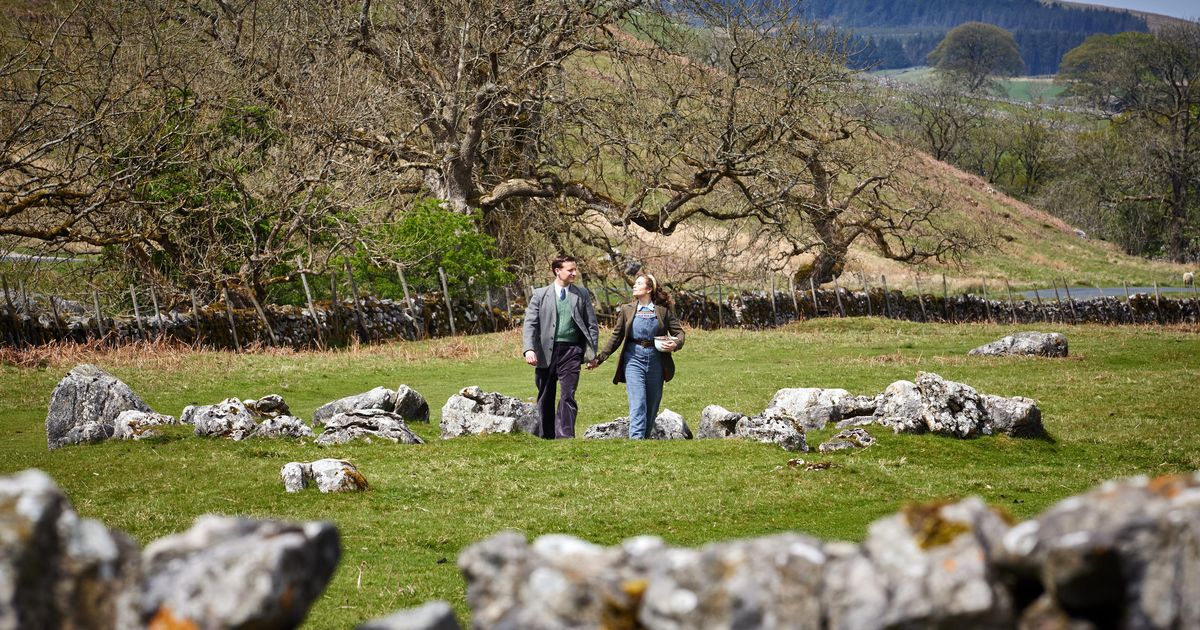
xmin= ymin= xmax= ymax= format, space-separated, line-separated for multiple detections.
xmin=587 ymin=274 xmax=685 ymax=439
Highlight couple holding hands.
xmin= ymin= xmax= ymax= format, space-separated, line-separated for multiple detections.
xmin=521 ymin=255 xmax=685 ymax=440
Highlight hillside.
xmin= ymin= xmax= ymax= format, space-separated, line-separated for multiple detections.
xmin=629 ymin=145 xmax=1188 ymax=293
xmin=807 ymin=0 xmax=1148 ymax=73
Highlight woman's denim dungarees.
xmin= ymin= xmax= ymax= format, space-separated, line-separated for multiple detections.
xmin=625 ymin=305 xmax=663 ymax=439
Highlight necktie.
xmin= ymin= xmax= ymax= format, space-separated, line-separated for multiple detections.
xmin=559 ymin=288 xmax=566 ymax=300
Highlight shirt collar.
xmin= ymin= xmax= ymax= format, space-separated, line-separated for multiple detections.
xmin=636 ymin=303 xmax=655 ymax=311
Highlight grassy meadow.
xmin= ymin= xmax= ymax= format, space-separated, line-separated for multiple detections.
xmin=2 ymin=319 xmax=1199 ymax=626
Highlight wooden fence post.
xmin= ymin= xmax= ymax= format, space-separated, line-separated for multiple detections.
xmin=1 ymin=275 xmax=21 ymax=346
xmin=1033 ymin=286 xmax=1044 ymax=322
xmin=941 ymin=273 xmax=950 ymax=322
xmin=789 ymin=277 xmax=801 ymax=320
xmin=981 ymin=278 xmax=992 ymax=323
xmin=222 ymin=287 xmax=241 ymax=353
xmin=344 ymin=258 xmax=370 ymax=342
xmin=768 ymin=276 xmax=778 ymax=323
xmin=190 ymin=290 xmax=203 ymax=346
xmin=1052 ymin=282 xmax=1064 ymax=324
xmin=1094 ymin=284 xmax=1109 ymax=324
xmin=296 ymin=258 xmax=323 ymax=349
xmin=717 ymin=282 xmax=725 ymax=328
xmin=149 ymin=287 xmax=162 ymax=338
xmin=1004 ymin=279 xmax=1017 ymax=324
xmin=129 ymin=285 xmax=146 ymax=339
xmin=861 ymin=273 xmax=873 ymax=317
xmin=93 ymin=290 xmax=107 ymax=341
xmin=809 ymin=276 xmax=820 ymax=318
xmin=1063 ymin=278 xmax=1079 ymax=324
xmin=247 ymin=290 xmax=279 ymax=346
xmin=439 ymin=267 xmax=456 ymax=336
xmin=880 ymin=275 xmax=894 ymax=319
xmin=48 ymin=293 xmax=64 ymax=338
xmin=1123 ymin=280 xmax=1132 ymax=324
xmin=832 ymin=276 xmax=846 ymax=317
xmin=1153 ymin=281 xmax=1162 ymax=325
xmin=914 ymin=275 xmax=928 ymax=322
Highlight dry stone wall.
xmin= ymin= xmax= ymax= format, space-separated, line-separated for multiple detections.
xmin=4 ymin=287 xmax=1197 ymax=350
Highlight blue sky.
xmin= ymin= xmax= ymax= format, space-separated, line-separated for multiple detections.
xmin=1078 ymin=0 xmax=1199 ymax=20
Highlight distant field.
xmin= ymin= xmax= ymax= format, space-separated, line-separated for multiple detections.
xmin=2 ymin=320 xmax=1198 ymax=626
xmin=871 ymin=66 xmax=1068 ymax=103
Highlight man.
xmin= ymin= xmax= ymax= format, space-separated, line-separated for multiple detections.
xmin=522 ymin=255 xmax=599 ymax=439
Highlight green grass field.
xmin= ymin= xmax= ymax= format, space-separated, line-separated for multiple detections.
xmin=2 ymin=320 xmax=1198 ymax=626
xmin=872 ymin=67 xmax=1067 ymax=104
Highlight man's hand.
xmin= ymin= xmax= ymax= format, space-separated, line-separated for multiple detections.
xmin=585 ymin=359 xmax=599 ymax=370
xmin=524 ymin=350 xmax=538 ymax=366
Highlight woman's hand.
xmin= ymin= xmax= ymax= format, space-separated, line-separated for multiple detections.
xmin=585 ymin=359 xmax=599 ymax=370
xmin=659 ymin=339 xmax=677 ymax=352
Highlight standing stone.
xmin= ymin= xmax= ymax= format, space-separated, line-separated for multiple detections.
xmin=767 ymin=387 xmax=850 ymax=430
xmin=312 ymin=386 xmax=396 ymax=427
xmin=0 ymin=469 xmax=142 ymax=630
xmin=187 ymin=398 xmax=257 ymax=441
xmin=440 ymin=386 xmax=539 ymax=439
xmin=113 ymin=410 xmax=177 ymax=440
xmin=394 ymin=384 xmax=430 ymax=423
xmin=968 ymin=332 xmax=1068 ymax=357
xmin=46 ymin=363 xmax=153 ymax=449
xmin=696 ymin=405 xmax=745 ymax=439
xmin=315 ymin=409 xmax=424 ymax=446
xmin=141 ymin=515 xmax=341 ymax=629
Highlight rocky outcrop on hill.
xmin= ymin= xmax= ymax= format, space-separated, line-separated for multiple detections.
xmin=969 ymin=331 xmax=1068 ymax=357
xmin=45 ymin=363 xmax=154 ymax=449
xmin=439 ymin=386 xmax=538 ymax=438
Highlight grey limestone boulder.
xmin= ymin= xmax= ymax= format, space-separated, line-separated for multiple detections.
xmin=818 ymin=427 xmax=876 ymax=453
xmin=439 ymin=386 xmax=538 ymax=439
xmin=767 ymin=387 xmax=850 ymax=430
xmin=244 ymin=393 xmax=291 ymax=418
xmin=875 ymin=380 xmax=924 ymax=433
xmin=394 ymin=384 xmax=430 ymax=423
xmin=583 ymin=409 xmax=692 ymax=440
xmin=996 ymin=472 xmax=1200 ymax=629
xmin=0 ymin=469 xmax=142 ymax=629
xmin=862 ymin=497 xmax=1016 ymax=627
xmin=281 ymin=459 xmax=369 ymax=493
xmin=252 ymin=414 xmax=315 ymax=439
xmin=837 ymin=394 xmax=880 ymax=426
xmin=141 ymin=515 xmax=340 ymax=629
xmin=696 ymin=404 xmax=745 ymax=439
xmin=313 ymin=386 xmax=396 ymax=427
xmin=315 ymin=409 xmax=423 ymax=446
xmin=186 ymin=398 xmax=257 ymax=441
xmin=46 ymin=363 xmax=154 ymax=449
xmin=113 ymin=410 xmax=178 ymax=440
xmin=356 ymin=601 xmax=461 ymax=630
xmin=969 ymin=331 xmax=1068 ymax=358
xmin=734 ymin=406 xmax=808 ymax=452
xmin=982 ymin=394 xmax=1044 ymax=438
xmin=916 ymin=372 xmax=990 ymax=438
